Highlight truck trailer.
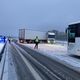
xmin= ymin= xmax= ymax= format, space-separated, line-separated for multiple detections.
xmin=19 ymin=29 xmax=47 ymax=43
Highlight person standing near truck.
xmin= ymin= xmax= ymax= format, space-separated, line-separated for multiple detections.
xmin=34 ymin=36 xmax=39 ymax=49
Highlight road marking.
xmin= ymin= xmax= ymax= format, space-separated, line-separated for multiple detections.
xmin=13 ymin=43 xmax=62 ymax=80
xmin=13 ymin=43 xmax=43 ymax=80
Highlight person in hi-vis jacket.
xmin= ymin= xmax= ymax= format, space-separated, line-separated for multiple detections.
xmin=34 ymin=36 xmax=39 ymax=49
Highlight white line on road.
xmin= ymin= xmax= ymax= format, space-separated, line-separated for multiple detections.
xmin=13 ymin=43 xmax=43 ymax=80
xmin=13 ymin=43 xmax=62 ymax=80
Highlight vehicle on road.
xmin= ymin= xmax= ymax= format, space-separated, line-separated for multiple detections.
xmin=19 ymin=29 xmax=55 ymax=44
xmin=0 ymin=36 xmax=6 ymax=43
xmin=47 ymin=32 xmax=55 ymax=44
xmin=67 ymin=22 xmax=80 ymax=56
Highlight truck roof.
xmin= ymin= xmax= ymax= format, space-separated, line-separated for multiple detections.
xmin=48 ymin=32 xmax=55 ymax=35
xmin=69 ymin=21 xmax=80 ymax=25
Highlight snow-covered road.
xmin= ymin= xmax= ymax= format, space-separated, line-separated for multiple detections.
xmin=22 ymin=43 xmax=80 ymax=70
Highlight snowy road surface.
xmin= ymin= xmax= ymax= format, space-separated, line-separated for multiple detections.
xmin=12 ymin=43 xmax=80 ymax=80
xmin=16 ymin=43 xmax=80 ymax=80
xmin=22 ymin=43 xmax=80 ymax=70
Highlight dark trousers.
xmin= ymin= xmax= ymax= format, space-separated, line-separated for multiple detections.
xmin=34 ymin=43 xmax=38 ymax=49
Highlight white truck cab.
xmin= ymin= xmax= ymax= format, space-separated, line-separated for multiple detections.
xmin=47 ymin=32 xmax=55 ymax=44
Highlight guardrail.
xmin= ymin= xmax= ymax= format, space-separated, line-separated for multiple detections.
xmin=0 ymin=43 xmax=7 ymax=80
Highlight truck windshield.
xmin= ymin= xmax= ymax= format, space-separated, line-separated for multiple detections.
xmin=48 ymin=35 xmax=55 ymax=38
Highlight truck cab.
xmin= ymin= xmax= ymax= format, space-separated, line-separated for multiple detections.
xmin=47 ymin=32 xmax=55 ymax=44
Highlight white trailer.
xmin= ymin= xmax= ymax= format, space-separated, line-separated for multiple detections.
xmin=19 ymin=29 xmax=47 ymax=43
xmin=67 ymin=22 xmax=80 ymax=56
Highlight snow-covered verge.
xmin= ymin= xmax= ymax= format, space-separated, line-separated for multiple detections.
xmin=0 ymin=43 xmax=6 ymax=80
xmin=0 ymin=43 xmax=18 ymax=80
xmin=2 ymin=43 xmax=17 ymax=80
xmin=56 ymin=40 xmax=67 ymax=45
xmin=23 ymin=43 xmax=67 ymax=55
xmin=0 ymin=43 xmax=5 ymax=53
xmin=22 ymin=43 xmax=80 ymax=71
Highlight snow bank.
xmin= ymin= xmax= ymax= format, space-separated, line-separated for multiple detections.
xmin=0 ymin=43 xmax=5 ymax=53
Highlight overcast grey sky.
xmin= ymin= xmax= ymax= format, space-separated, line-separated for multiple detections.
xmin=0 ymin=0 xmax=80 ymax=36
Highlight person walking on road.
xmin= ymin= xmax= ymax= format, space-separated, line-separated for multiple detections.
xmin=34 ymin=36 xmax=39 ymax=49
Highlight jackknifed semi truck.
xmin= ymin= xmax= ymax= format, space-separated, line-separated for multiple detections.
xmin=19 ymin=29 xmax=55 ymax=44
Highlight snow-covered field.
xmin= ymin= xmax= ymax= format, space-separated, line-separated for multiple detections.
xmin=22 ymin=42 xmax=80 ymax=70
